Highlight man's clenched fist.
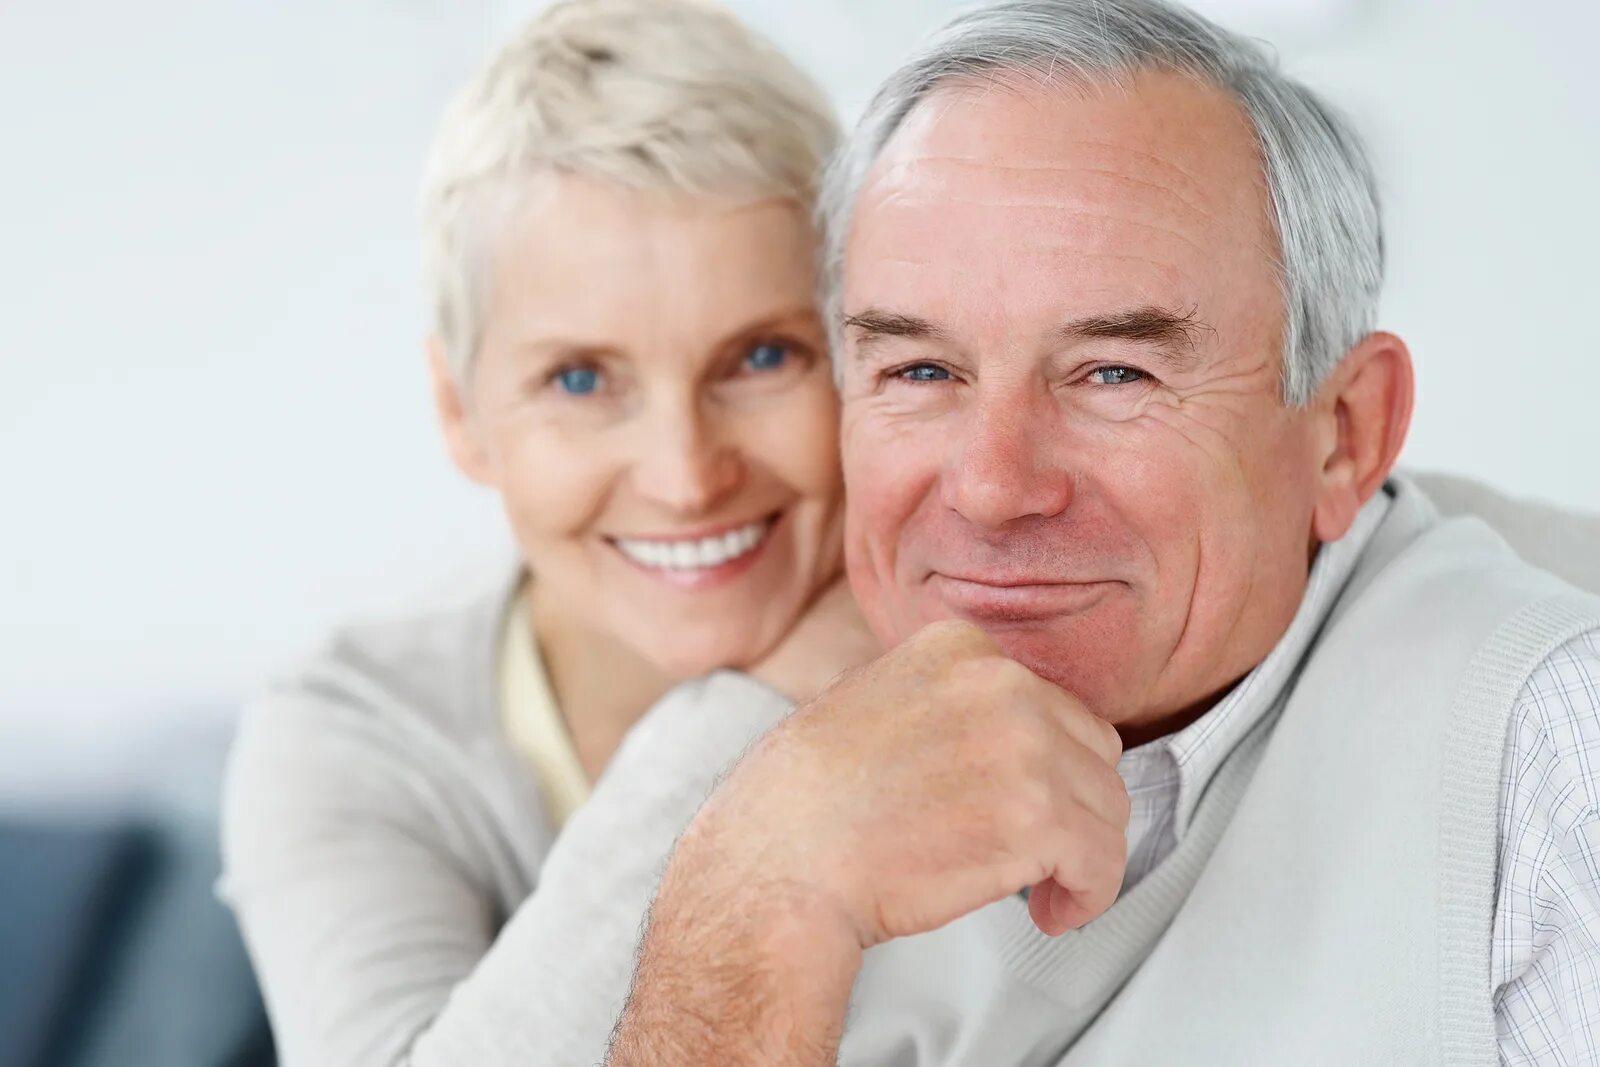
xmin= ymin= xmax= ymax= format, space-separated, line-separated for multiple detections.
xmin=671 ymin=618 xmax=1130 ymax=948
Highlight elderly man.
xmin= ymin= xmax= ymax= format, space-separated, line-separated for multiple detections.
xmin=604 ymin=0 xmax=1600 ymax=1064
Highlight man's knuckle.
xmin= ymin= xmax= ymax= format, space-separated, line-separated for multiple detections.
xmin=1111 ymin=777 xmax=1133 ymax=826
xmin=1101 ymin=718 xmax=1124 ymax=761
xmin=1000 ymin=778 xmax=1054 ymax=839
xmin=1087 ymin=820 xmax=1129 ymax=886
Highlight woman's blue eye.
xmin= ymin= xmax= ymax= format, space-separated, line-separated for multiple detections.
xmin=899 ymin=363 xmax=951 ymax=382
xmin=1088 ymin=365 xmax=1146 ymax=385
xmin=744 ymin=342 xmax=790 ymax=372
xmin=554 ymin=365 xmax=601 ymax=395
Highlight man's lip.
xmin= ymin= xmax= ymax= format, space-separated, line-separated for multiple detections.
xmin=930 ymin=572 xmax=1114 ymax=588
xmin=929 ymin=574 xmax=1123 ymax=621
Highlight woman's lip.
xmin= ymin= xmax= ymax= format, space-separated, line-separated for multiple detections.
xmin=603 ymin=511 xmax=780 ymax=544
xmin=929 ymin=574 xmax=1123 ymax=621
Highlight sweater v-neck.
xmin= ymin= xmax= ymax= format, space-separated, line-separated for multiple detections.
xmin=986 ymin=490 xmax=1393 ymax=1006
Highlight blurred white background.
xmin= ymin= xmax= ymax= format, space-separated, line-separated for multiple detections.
xmin=2 ymin=0 xmax=1597 ymax=799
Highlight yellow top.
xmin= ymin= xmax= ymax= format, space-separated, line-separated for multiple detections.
xmin=499 ymin=586 xmax=591 ymax=829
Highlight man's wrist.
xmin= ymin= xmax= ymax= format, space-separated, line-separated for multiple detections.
xmin=608 ymin=857 xmax=863 ymax=1066
xmin=650 ymin=842 xmax=866 ymax=1007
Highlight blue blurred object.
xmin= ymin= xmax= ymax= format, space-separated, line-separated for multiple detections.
xmin=0 ymin=723 xmax=272 ymax=1067
xmin=0 ymin=812 xmax=272 ymax=1067
xmin=0 ymin=821 xmax=148 ymax=1066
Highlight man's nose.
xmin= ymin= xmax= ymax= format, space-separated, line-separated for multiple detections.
xmin=633 ymin=401 xmax=743 ymax=516
xmin=940 ymin=391 xmax=1074 ymax=529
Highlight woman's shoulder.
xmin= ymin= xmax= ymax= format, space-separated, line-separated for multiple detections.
xmin=253 ymin=565 xmax=520 ymax=742
xmin=222 ymin=563 xmax=548 ymax=897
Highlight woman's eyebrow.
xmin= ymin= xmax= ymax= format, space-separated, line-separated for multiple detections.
xmin=513 ymin=337 xmax=616 ymax=361
xmin=719 ymin=306 xmax=823 ymax=342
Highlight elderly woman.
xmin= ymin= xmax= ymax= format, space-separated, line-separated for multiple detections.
xmin=219 ymin=2 xmax=872 ymax=1063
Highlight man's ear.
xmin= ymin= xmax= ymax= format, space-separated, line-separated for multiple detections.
xmin=1310 ymin=330 xmax=1415 ymax=543
xmin=427 ymin=337 xmax=494 ymax=487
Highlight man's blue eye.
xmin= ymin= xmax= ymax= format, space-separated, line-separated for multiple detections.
xmin=744 ymin=343 xmax=789 ymax=372
xmin=900 ymin=364 xmax=951 ymax=382
xmin=1089 ymin=366 xmax=1146 ymax=385
xmin=554 ymin=366 xmax=601 ymax=395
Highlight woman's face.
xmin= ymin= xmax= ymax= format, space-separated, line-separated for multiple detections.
xmin=434 ymin=175 xmax=844 ymax=677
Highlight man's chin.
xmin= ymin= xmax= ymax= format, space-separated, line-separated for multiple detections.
xmin=882 ymin=594 xmax=1142 ymax=717
xmin=974 ymin=621 xmax=1139 ymax=721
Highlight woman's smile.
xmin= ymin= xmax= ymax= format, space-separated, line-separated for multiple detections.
xmin=607 ymin=512 xmax=781 ymax=589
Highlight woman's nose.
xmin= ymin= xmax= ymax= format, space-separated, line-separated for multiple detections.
xmin=633 ymin=404 xmax=743 ymax=516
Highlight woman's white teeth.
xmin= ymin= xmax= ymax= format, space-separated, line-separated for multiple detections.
xmin=615 ymin=520 xmax=769 ymax=571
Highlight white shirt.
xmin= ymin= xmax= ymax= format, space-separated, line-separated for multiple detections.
xmin=499 ymin=582 xmax=591 ymax=829
xmin=1114 ymin=496 xmax=1600 ymax=1065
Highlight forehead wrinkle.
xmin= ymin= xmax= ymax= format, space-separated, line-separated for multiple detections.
xmin=901 ymin=152 xmax=1221 ymax=231
xmin=876 ymin=148 xmax=1238 ymax=269
xmin=1022 ymin=249 xmax=1188 ymax=278
xmin=1043 ymin=136 xmax=1214 ymax=188
xmin=881 ymin=188 xmax=1215 ymax=266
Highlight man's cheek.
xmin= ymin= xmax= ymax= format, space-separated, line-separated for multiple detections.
xmin=843 ymin=540 xmax=906 ymax=648
xmin=841 ymin=491 xmax=907 ymax=644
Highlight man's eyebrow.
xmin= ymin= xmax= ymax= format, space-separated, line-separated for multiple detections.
xmin=841 ymin=309 xmax=950 ymax=348
xmin=1058 ymin=305 xmax=1214 ymax=368
xmin=841 ymin=304 xmax=1213 ymax=367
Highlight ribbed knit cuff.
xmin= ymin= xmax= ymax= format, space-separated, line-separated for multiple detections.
xmin=606 ymin=669 xmax=794 ymax=788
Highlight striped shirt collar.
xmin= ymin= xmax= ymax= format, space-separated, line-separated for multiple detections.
xmin=1124 ymin=487 xmax=1395 ymax=841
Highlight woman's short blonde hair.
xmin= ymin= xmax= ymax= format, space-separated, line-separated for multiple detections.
xmin=420 ymin=0 xmax=840 ymax=380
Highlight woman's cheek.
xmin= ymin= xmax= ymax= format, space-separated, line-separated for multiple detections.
xmin=747 ymin=380 xmax=843 ymax=496
xmin=498 ymin=424 xmax=615 ymax=551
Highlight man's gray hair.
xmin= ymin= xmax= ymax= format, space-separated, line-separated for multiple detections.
xmin=818 ymin=0 xmax=1383 ymax=404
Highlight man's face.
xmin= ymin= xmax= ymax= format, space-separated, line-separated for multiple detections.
xmin=839 ymin=73 xmax=1332 ymax=737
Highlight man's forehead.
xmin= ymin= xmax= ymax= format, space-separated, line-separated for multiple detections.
xmin=842 ymin=71 xmax=1279 ymax=345
xmin=856 ymin=71 xmax=1271 ymax=247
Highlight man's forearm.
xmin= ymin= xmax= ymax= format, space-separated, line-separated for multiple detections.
xmin=606 ymin=875 xmax=863 ymax=1067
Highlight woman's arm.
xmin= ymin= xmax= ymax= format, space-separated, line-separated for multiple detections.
xmin=221 ymin=669 xmax=793 ymax=1067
